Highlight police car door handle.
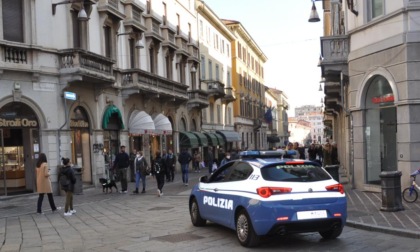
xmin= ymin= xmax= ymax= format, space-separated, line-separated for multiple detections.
xmin=213 ymin=188 xmax=219 ymax=192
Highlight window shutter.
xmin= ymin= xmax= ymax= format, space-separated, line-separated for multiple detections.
xmin=3 ymin=0 xmax=24 ymax=42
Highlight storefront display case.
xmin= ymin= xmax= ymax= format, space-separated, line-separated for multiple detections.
xmin=0 ymin=146 xmax=25 ymax=187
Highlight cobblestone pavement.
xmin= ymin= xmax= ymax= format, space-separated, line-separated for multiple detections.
xmin=0 ymin=170 xmax=419 ymax=252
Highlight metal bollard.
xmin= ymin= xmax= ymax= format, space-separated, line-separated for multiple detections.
xmin=379 ymin=171 xmax=404 ymax=212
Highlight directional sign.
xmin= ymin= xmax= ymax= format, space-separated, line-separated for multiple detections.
xmin=64 ymin=91 xmax=77 ymax=101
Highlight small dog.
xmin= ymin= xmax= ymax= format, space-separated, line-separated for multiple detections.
xmin=99 ymin=178 xmax=118 ymax=193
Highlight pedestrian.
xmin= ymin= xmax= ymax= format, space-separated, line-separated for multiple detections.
xmin=161 ymin=149 xmax=170 ymax=182
xmin=322 ymin=142 xmax=333 ymax=167
xmin=193 ymin=151 xmax=201 ymax=172
xmin=178 ymin=148 xmax=192 ymax=186
xmin=206 ymin=147 xmax=214 ymax=174
xmin=133 ymin=151 xmax=148 ymax=194
xmin=220 ymin=152 xmax=232 ymax=166
xmin=152 ymin=151 xmax=165 ymax=197
xmin=165 ymin=149 xmax=176 ymax=182
xmin=331 ymin=142 xmax=340 ymax=165
xmin=60 ymin=157 xmax=76 ymax=216
xmin=308 ymin=143 xmax=317 ymax=161
xmin=113 ymin=145 xmax=130 ymax=193
xmin=129 ymin=148 xmax=137 ymax=182
xmin=36 ymin=153 xmax=60 ymax=214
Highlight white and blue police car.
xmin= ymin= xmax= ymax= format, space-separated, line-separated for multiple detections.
xmin=189 ymin=150 xmax=347 ymax=247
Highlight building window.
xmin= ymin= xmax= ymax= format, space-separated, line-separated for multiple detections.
xmin=208 ymin=60 xmax=213 ymax=80
xmin=129 ymin=39 xmax=135 ymax=68
xmin=227 ymin=107 xmax=232 ymax=125
xmin=368 ymin=0 xmax=384 ymax=20
xmin=201 ymin=55 xmax=206 ymax=79
xmin=215 ymin=64 xmax=219 ymax=81
xmin=104 ymin=26 xmax=112 ymax=58
xmin=217 ymin=105 xmax=221 ymax=124
xmin=2 ymin=0 xmax=23 ymax=42
xmin=210 ymin=103 xmax=214 ymax=123
xmin=202 ymin=109 xmax=207 ymax=123
xmin=165 ymin=51 xmax=173 ymax=79
xmin=199 ymin=20 xmax=203 ymax=38
xmin=227 ymin=71 xmax=231 ymax=86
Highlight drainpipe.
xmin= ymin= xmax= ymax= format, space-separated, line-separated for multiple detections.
xmin=57 ymin=95 xmax=69 ymax=162
xmin=341 ymin=72 xmax=355 ymax=188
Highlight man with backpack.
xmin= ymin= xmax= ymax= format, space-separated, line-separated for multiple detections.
xmin=113 ymin=145 xmax=130 ymax=193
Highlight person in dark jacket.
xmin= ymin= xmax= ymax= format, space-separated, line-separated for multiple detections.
xmin=206 ymin=147 xmax=214 ymax=174
xmin=308 ymin=143 xmax=318 ymax=161
xmin=178 ymin=148 xmax=192 ymax=186
xmin=165 ymin=149 xmax=176 ymax=182
xmin=133 ymin=150 xmax=148 ymax=194
xmin=60 ymin=157 xmax=76 ymax=216
xmin=113 ymin=145 xmax=130 ymax=193
xmin=152 ymin=151 xmax=166 ymax=197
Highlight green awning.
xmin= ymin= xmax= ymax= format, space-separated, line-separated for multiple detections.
xmin=179 ymin=131 xmax=199 ymax=148
xmin=203 ymin=132 xmax=218 ymax=146
xmin=213 ymin=132 xmax=225 ymax=146
xmin=102 ymin=105 xmax=125 ymax=129
xmin=216 ymin=130 xmax=241 ymax=142
xmin=192 ymin=132 xmax=208 ymax=147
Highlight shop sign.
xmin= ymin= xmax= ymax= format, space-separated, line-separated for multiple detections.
xmin=70 ymin=119 xmax=89 ymax=128
xmin=0 ymin=118 xmax=38 ymax=127
xmin=372 ymin=93 xmax=394 ymax=104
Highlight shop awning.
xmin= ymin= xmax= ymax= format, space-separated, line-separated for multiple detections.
xmin=267 ymin=135 xmax=280 ymax=143
xmin=203 ymin=132 xmax=218 ymax=146
xmin=216 ymin=130 xmax=241 ymax=142
xmin=179 ymin=131 xmax=199 ymax=148
xmin=153 ymin=113 xmax=172 ymax=134
xmin=191 ymin=132 xmax=208 ymax=147
xmin=102 ymin=105 xmax=124 ymax=129
xmin=213 ymin=132 xmax=225 ymax=145
xmin=128 ymin=110 xmax=155 ymax=135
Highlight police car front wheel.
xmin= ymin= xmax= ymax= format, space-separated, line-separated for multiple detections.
xmin=236 ymin=209 xmax=260 ymax=247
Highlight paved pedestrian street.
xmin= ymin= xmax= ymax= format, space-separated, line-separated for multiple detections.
xmin=1 ymin=174 xmax=420 ymax=252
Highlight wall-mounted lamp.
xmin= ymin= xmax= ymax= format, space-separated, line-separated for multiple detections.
xmin=52 ymin=0 xmax=89 ymax=21
xmin=308 ymin=0 xmax=321 ymax=22
xmin=319 ymin=77 xmax=325 ymax=91
xmin=190 ymin=65 xmax=197 ymax=73
xmin=117 ymin=32 xmax=144 ymax=49
xmin=93 ymin=143 xmax=104 ymax=153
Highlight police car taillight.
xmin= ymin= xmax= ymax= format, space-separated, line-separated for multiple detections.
xmin=257 ymin=187 xmax=292 ymax=198
xmin=325 ymin=184 xmax=345 ymax=194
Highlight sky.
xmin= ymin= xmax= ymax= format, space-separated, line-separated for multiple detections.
xmin=203 ymin=0 xmax=324 ymax=116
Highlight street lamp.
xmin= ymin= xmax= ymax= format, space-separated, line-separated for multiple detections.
xmin=52 ymin=0 xmax=90 ymax=21
xmin=308 ymin=0 xmax=321 ymax=22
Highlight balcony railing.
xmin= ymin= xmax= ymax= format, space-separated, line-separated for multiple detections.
xmin=59 ymin=49 xmax=115 ymax=83
xmin=205 ymin=80 xmax=225 ymax=99
xmin=119 ymin=69 xmax=188 ymax=101
xmin=320 ymin=35 xmax=349 ymax=65
xmin=187 ymin=89 xmax=209 ymax=109
xmin=3 ymin=45 xmax=27 ymax=64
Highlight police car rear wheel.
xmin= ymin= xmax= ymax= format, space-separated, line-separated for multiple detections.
xmin=319 ymin=225 xmax=343 ymax=239
xmin=190 ymin=198 xmax=206 ymax=226
xmin=236 ymin=210 xmax=260 ymax=247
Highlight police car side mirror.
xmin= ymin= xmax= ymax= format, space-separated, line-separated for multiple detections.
xmin=199 ymin=176 xmax=208 ymax=183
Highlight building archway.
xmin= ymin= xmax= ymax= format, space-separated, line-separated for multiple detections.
xmin=0 ymin=101 xmax=41 ymax=195
xmin=363 ymin=75 xmax=397 ymax=184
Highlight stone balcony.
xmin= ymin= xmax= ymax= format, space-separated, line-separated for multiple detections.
xmin=118 ymin=69 xmax=188 ymax=104
xmin=221 ymin=86 xmax=236 ymax=104
xmin=187 ymin=89 xmax=209 ymax=110
xmin=58 ymin=48 xmax=115 ymax=85
xmin=204 ymin=80 xmax=225 ymax=99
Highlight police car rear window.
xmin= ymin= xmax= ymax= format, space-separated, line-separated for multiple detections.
xmin=261 ymin=164 xmax=331 ymax=182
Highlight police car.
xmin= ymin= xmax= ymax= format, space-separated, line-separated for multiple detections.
xmin=189 ymin=150 xmax=347 ymax=247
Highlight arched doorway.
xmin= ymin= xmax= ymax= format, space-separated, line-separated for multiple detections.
xmin=102 ymin=105 xmax=124 ymax=171
xmin=0 ymin=102 xmax=40 ymax=195
xmin=364 ymin=75 xmax=397 ymax=184
xmin=70 ymin=106 xmax=92 ymax=184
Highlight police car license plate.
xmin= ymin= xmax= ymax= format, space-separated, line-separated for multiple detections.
xmin=297 ymin=210 xmax=327 ymax=220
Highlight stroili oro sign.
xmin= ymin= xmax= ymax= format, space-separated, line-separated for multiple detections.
xmin=0 ymin=117 xmax=38 ymax=128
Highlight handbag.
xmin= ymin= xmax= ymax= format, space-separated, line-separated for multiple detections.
xmin=145 ymin=166 xmax=151 ymax=175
